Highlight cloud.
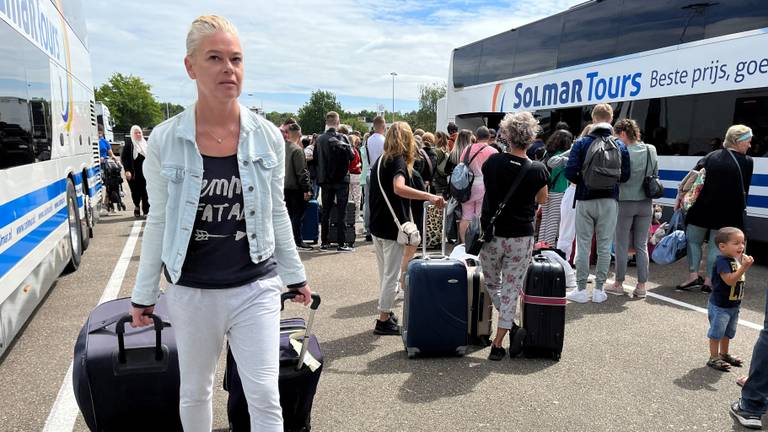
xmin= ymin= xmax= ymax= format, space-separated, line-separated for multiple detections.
xmin=85 ymin=0 xmax=582 ymax=113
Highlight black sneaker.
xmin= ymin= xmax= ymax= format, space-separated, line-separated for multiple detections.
xmin=319 ymin=244 xmax=331 ymax=251
xmin=701 ymin=284 xmax=712 ymax=293
xmin=729 ymin=401 xmax=763 ymax=429
xmin=365 ymin=234 xmax=373 ymax=242
xmin=297 ymin=243 xmax=314 ymax=251
xmin=374 ymin=317 xmax=401 ymax=335
xmin=134 ymin=208 xmax=140 ymax=218
xmin=488 ymin=345 xmax=506 ymax=361
xmin=337 ymin=245 xmax=354 ymax=252
xmin=509 ymin=325 xmax=527 ymax=358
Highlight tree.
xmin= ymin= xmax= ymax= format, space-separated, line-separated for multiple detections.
xmin=266 ymin=111 xmax=296 ymax=127
xmin=413 ymin=82 xmax=447 ymax=133
xmin=158 ymin=102 xmax=185 ymax=120
xmin=297 ymin=90 xmax=343 ymax=135
xmin=95 ymin=73 xmax=163 ymax=131
xmin=341 ymin=116 xmax=368 ymax=134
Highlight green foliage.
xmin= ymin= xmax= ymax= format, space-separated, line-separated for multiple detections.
xmin=341 ymin=117 xmax=368 ymax=134
xmin=266 ymin=111 xmax=297 ymax=127
xmin=413 ymin=82 xmax=447 ymax=133
xmin=95 ymin=73 xmax=164 ymax=131
xmin=297 ymin=90 xmax=344 ymax=134
xmin=159 ymin=102 xmax=185 ymax=119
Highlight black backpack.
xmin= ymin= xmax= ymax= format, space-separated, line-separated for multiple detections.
xmin=326 ymin=133 xmax=352 ymax=183
xmin=581 ymin=135 xmax=622 ymax=190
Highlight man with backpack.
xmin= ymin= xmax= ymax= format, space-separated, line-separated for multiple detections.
xmin=564 ymin=104 xmax=631 ymax=303
xmin=316 ymin=111 xmax=355 ymax=252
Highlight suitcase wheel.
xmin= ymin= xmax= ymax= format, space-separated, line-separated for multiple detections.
xmin=552 ymin=351 xmax=561 ymax=362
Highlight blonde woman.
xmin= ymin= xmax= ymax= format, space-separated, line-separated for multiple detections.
xmin=368 ymin=122 xmax=445 ymax=335
xmin=677 ymin=124 xmax=754 ymax=293
xmin=129 ymin=16 xmax=311 ymax=431
xmin=480 ymin=112 xmax=549 ymax=361
xmin=121 ymin=125 xmax=150 ymax=217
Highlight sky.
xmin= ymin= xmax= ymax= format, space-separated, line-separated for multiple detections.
xmin=84 ymin=0 xmax=584 ymax=114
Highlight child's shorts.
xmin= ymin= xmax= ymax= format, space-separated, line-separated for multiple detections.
xmin=707 ymin=302 xmax=740 ymax=339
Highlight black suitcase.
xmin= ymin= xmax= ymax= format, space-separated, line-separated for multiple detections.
xmin=73 ymin=296 xmax=181 ymax=431
xmin=327 ymin=202 xmax=356 ymax=245
xmin=224 ymin=293 xmax=323 ymax=432
xmin=521 ymin=254 xmax=566 ymax=361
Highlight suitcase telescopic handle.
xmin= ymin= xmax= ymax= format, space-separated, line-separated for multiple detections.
xmin=115 ymin=314 xmax=165 ymax=363
xmin=281 ymin=292 xmax=321 ymax=310
xmin=422 ymin=201 xmax=447 ymax=258
xmin=280 ymin=292 xmax=321 ymax=370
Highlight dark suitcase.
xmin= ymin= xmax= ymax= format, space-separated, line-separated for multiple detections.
xmin=301 ymin=199 xmax=319 ymax=244
xmin=73 ymin=296 xmax=181 ymax=431
xmin=327 ymin=201 xmax=356 ymax=245
xmin=521 ymin=254 xmax=566 ymax=361
xmin=224 ymin=293 xmax=323 ymax=432
xmin=403 ymin=203 xmax=468 ymax=358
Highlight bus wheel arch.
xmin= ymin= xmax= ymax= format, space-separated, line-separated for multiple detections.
xmin=80 ymin=169 xmax=93 ymax=251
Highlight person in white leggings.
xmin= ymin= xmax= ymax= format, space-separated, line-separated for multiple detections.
xmin=129 ymin=16 xmax=312 ymax=432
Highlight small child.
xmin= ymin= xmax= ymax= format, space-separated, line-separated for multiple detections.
xmin=706 ymin=227 xmax=754 ymax=371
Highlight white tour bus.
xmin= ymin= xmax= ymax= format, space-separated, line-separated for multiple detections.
xmin=440 ymin=0 xmax=768 ymax=241
xmin=0 ymin=0 xmax=101 ymax=357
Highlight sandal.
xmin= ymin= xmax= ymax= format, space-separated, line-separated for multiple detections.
xmin=737 ymin=375 xmax=748 ymax=387
xmin=707 ymin=357 xmax=731 ymax=371
xmin=720 ymin=353 xmax=744 ymax=367
xmin=676 ymin=276 xmax=704 ymax=291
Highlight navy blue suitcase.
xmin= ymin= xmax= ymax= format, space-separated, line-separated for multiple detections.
xmin=521 ymin=254 xmax=566 ymax=361
xmin=73 ymin=296 xmax=181 ymax=431
xmin=224 ymin=293 xmax=323 ymax=432
xmin=301 ymin=199 xmax=319 ymax=244
xmin=403 ymin=204 xmax=468 ymax=358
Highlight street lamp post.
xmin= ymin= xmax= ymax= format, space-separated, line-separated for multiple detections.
xmin=390 ymin=72 xmax=397 ymax=124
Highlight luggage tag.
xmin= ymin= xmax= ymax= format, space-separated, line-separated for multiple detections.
xmin=288 ymin=330 xmax=321 ymax=372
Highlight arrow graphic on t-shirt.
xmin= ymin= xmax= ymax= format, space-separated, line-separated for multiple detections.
xmin=194 ymin=230 xmax=248 ymax=241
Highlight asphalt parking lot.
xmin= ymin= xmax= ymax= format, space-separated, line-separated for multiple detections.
xmin=0 ymin=207 xmax=766 ymax=431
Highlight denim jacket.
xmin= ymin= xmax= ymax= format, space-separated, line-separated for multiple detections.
xmin=131 ymin=104 xmax=306 ymax=306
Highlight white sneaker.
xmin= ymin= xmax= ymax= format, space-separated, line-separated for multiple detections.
xmin=592 ymin=289 xmax=608 ymax=303
xmin=566 ymin=289 xmax=589 ymax=304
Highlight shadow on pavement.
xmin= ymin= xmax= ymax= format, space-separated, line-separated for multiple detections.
xmin=673 ymin=365 xmax=726 ymax=392
xmin=331 ymin=300 xmax=379 ymax=320
xmin=564 ymin=294 xmax=632 ymax=323
xmin=98 ymin=215 xmax=139 ymax=225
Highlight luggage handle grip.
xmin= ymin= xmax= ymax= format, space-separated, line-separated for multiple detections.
xmin=115 ymin=314 xmax=164 ymax=363
xmin=281 ymin=292 xmax=321 ymax=311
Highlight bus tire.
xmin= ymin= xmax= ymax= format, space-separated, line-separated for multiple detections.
xmin=64 ymin=179 xmax=83 ymax=273
xmin=80 ymin=179 xmax=93 ymax=252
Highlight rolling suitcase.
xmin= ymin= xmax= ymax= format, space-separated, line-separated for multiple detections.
xmin=521 ymin=254 xmax=566 ymax=361
xmin=224 ymin=293 xmax=323 ymax=432
xmin=403 ymin=203 xmax=468 ymax=358
xmin=448 ymin=246 xmax=493 ymax=347
xmin=301 ymin=199 xmax=319 ymax=244
xmin=327 ymin=201 xmax=356 ymax=246
xmin=73 ymin=296 xmax=182 ymax=432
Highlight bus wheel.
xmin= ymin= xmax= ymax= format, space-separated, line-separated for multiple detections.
xmin=64 ymin=179 xmax=83 ymax=273
xmin=81 ymin=187 xmax=92 ymax=252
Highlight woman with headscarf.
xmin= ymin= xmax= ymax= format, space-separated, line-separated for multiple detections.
xmin=121 ymin=125 xmax=150 ymax=217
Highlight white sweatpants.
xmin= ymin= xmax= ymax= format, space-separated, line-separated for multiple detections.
xmin=166 ymin=277 xmax=283 ymax=432
xmin=556 ymin=184 xmax=577 ymax=260
xmin=373 ymin=235 xmax=405 ymax=313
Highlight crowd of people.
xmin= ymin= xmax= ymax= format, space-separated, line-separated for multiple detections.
xmin=120 ymin=15 xmax=766 ymax=431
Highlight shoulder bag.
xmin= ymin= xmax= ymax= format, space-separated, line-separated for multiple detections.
xmin=642 ymin=145 xmax=664 ymax=199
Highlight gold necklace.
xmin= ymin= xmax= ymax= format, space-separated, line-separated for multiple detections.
xmin=206 ymin=126 xmax=236 ymax=144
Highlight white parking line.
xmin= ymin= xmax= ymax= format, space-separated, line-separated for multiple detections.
xmin=42 ymin=220 xmax=144 ymax=432
xmin=646 ymin=291 xmax=763 ymax=331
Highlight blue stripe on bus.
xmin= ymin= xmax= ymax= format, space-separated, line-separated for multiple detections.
xmin=0 ymin=180 xmax=67 ymax=228
xmin=659 ymin=170 xmax=768 ymax=187
xmin=0 ymin=207 xmax=68 ymax=280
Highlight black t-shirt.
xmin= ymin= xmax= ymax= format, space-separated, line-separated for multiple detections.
xmin=686 ymin=149 xmax=753 ymax=230
xmin=481 ymin=153 xmax=549 ymax=238
xmin=710 ymin=255 xmax=745 ymax=308
xmin=176 ymin=154 xmax=276 ymax=289
xmin=369 ymin=156 xmax=412 ymax=241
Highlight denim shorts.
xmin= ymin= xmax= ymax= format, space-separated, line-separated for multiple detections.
xmin=707 ymin=302 xmax=740 ymax=340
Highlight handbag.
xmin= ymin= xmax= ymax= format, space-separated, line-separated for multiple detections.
xmin=642 ymin=145 xmax=664 ymax=199
xmin=377 ymin=159 xmax=421 ymax=246
xmin=682 ymin=168 xmax=706 ymax=212
xmin=465 ymin=159 xmax=531 ymax=255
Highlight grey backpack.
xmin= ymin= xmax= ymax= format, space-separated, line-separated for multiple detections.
xmin=581 ymin=135 xmax=622 ymax=190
